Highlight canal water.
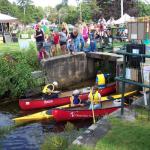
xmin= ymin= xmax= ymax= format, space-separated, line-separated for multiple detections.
xmin=0 ymin=101 xmax=92 ymax=150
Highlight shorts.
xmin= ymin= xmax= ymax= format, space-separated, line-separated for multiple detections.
xmin=89 ymin=103 xmax=101 ymax=110
xmin=36 ymin=42 xmax=43 ymax=51
xmin=60 ymin=41 xmax=67 ymax=46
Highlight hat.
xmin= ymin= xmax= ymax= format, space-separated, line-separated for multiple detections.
xmin=35 ymin=24 xmax=40 ymax=30
xmin=73 ymin=89 xmax=80 ymax=95
xmin=53 ymin=81 xmax=58 ymax=87
xmin=93 ymin=85 xmax=98 ymax=91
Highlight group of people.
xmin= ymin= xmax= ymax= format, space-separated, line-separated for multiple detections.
xmin=42 ymin=71 xmax=109 ymax=110
xmin=34 ymin=16 xmax=128 ymax=61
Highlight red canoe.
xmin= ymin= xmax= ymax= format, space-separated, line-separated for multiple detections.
xmin=19 ymin=83 xmax=116 ymax=110
xmin=52 ymin=101 xmax=121 ymax=122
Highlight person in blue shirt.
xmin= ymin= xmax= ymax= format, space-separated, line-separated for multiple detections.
xmin=70 ymin=90 xmax=84 ymax=107
xmin=89 ymin=28 xmax=97 ymax=52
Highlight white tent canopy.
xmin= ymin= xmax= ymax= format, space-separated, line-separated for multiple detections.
xmin=0 ymin=13 xmax=17 ymax=23
xmin=115 ymin=14 xmax=132 ymax=24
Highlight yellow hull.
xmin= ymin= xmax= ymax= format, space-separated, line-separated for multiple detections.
xmin=101 ymin=90 xmax=137 ymax=101
xmin=13 ymin=104 xmax=70 ymax=124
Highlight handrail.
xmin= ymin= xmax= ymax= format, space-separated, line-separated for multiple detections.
xmin=116 ymin=50 xmax=150 ymax=58
xmin=116 ymin=76 xmax=150 ymax=88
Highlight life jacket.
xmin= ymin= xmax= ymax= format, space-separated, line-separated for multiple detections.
xmin=97 ymin=74 xmax=105 ymax=86
xmin=89 ymin=91 xmax=100 ymax=104
xmin=42 ymin=84 xmax=54 ymax=94
xmin=70 ymin=95 xmax=81 ymax=105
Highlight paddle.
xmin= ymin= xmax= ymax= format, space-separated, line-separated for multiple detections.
xmin=90 ymin=87 xmax=96 ymax=124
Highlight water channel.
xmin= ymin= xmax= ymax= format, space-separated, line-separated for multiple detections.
xmin=0 ymin=80 xmax=95 ymax=150
xmin=0 ymin=100 xmax=93 ymax=150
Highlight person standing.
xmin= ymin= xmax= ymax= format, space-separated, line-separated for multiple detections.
xmin=52 ymin=30 xmax=60 ymax=56
xmin=59 ymin=28 xmax=68 ymax=55
xmin=70 ymin=28 xmax=84 ymax=52
xmin=34 ymin=24 xmax=45 ymax=51
xmin=82 ymin=23 xmax=89 ymax=43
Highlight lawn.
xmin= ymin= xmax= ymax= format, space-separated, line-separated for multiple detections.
xmin=95 ymin=117 xmax=150 ymax=150
xmin=0 ymin=43 xmax=21 ymax=53
xmin=68 ymin=108 xmax=150 ymax=150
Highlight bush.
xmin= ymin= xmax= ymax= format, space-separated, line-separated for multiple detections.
xmin=67 ymin=144 xmax=92 ymax=150
xmin=64 ymin=122 xmax=75 ymax=132
xmin=0 ymin=45 xmax=40 ymax=98
xmin=41 ymin=135 xmax=68 ymax=150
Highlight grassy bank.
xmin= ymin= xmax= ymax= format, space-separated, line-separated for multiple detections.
xmin=0 ymin=43 xmax=21 ymax=53
xmin=67 ymin=108 xmax=150 ymax=150
xmin=95 ymin=117 xmax=150 ymax=150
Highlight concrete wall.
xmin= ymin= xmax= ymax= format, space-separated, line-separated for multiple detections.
xmin=43 ymin=52 xmax=121 ymax=90
xmin=43 ymin=52 xmax=95 ymax=89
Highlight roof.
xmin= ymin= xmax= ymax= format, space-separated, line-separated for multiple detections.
xmin=0 ymin=13 xmax=17 ymax=23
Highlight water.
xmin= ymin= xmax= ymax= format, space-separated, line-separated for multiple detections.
xmin=0 ymin=101 xmax=92 ymax=150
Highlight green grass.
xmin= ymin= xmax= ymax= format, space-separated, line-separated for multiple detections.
xmin=68 ymin=108 xmax=150 ymax=150
xmin=0 ymin=43 xmax=21 ymax=53
xmin=95 ymin=117 xmax=150 ymax=150
xmin=113 ymin=41 xmax=128 ymax=47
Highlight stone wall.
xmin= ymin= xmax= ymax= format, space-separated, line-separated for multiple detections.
xmin=43 ymin=52 xmax=96 ymax=89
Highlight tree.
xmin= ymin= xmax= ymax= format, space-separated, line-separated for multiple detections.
xmin=44 ymin=6 xmax=57 ymax=23
xmin=62 ymin=0 xmax=68 ymax=6
xmin=96 ymin=0 xmax=139 ymax=19
xmin=138 ymin=2 xmax=150 ymax=17
xmin=17 ymin=0 xmax=33 ymax=23
xmin=17 ymin=0 xmax=33 ymax=9
xmin=0 ymin=0 xmax=12 ymax=14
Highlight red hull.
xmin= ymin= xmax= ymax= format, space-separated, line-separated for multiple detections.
xmin=52 ymin=106 xmax=120 ymax=122
xmin=19 ymin=84 xmax=116 ymax=110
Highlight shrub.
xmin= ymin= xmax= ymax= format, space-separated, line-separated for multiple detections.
xmin=64 ymin=122 xmax=75 ymax=132
xmin=41 ymin=135 xmax=68 ymax=150
xmin=0 ymin=45 xmax=40 ymax=98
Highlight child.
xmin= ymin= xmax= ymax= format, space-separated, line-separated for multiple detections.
xmin=70 ymin=90 xmax=84 ymax=107
xmin=52 ymin=30 xmax=60 ymax=56
xmin=68 ymin=39 xmax=75 ymax=55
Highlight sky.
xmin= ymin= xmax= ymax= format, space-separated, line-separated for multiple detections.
xmin=8 ymin=0 xmax=78 ymax=8
xmin=8 ymin=0 xmax=150 ymax=8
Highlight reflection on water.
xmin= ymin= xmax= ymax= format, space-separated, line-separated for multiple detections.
xmin=0 ymin=101 xmax=92 ymax=150
xmin=0 ymin=123 xmax=44 ymax=150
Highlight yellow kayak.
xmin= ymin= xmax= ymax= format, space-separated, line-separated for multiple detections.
xmin=13 ymin=91 xmax=136 ymax=124
xmin=101 ymin=90 xmax=137 ymax=101
xmin=13 ymin=104 xmax=70 ymax=124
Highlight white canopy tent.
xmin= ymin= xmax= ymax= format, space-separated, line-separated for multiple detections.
xmin=115 ymin=14 xmax=132 ymax=24
xmin=0 ymin=13 xmax=17 ymax=23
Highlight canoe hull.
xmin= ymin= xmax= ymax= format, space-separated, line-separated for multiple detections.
xmin=19 ymin=84 xmax=116 ymax=110
xmin=13 ymin=111 xmax=53 ymax=124
xmin=52 ymin=106 xmax=120 ymax=122
xmin=13 ymin=104 xmax=70 ymax=123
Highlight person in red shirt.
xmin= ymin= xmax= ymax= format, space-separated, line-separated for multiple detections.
xmin=52 ymin=31 xmax=60 ymax=56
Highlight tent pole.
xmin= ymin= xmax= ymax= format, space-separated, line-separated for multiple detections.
xmin=121 ymin=0 xmax=123 ymax=17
